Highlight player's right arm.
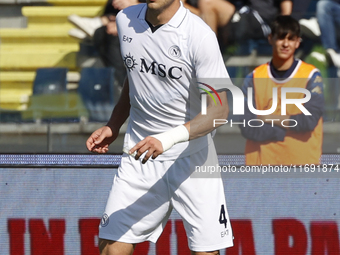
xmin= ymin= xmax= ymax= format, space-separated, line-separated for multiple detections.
xmin=86 ymin=78 xmax=130 ymax=153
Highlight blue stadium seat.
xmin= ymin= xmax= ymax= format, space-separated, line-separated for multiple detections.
xmin=0 ymin=109 xmax=22 ymax=123
xmin=32 ymin=68 xmax=68 ymax=95
xmin=22 ymin=68 xmax=88 ymax=122
xmin=77 ymin=67 xmax=116 ymax=122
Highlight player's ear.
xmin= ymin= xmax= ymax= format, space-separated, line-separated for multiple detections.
xmin=295 ymin=37 xmax=301 ymax=49
xmin=268 ymin=34 xmax=273 ymax=45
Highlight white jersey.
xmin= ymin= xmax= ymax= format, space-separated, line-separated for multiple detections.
xmin=116 ymin=2 xmax=231 ymax=160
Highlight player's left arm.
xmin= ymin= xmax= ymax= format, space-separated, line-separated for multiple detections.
xmin=129 ymin=91 xmax=228 ymax=163
xmin=185 ymin=90 xmax=229 ymax=139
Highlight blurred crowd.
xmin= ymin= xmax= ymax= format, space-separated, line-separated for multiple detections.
xmin=300 ymin=0 xmax=340 ymax=68
xmin=67 ymin=0 xmax=340 ymax=86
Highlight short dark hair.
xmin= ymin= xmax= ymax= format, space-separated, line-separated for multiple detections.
xmin=270 ymin=15 xmax=300 ymax=39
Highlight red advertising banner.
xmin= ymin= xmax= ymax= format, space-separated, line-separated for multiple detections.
xmin=1 ymin=168 xmax=339 ymax=255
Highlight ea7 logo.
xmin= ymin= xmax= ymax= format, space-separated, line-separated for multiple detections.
xmin=123 ymin=35 xmax=132 ymax=43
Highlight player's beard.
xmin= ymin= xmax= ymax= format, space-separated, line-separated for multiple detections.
xmin=146 ymin=0 xmax=177 ymax=13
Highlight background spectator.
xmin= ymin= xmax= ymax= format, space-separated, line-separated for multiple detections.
xmin=68 ymin=0 xmax=140 ymax=88
xmin=239 ymin=15 xmax=324 ymax=165
xmin=198 ymin=0 xmax=293 ymax=49
xmin=317 ymin=0 xmax=340 ymax=68
xmin=299 ymin=0 xmax=340 ymax=68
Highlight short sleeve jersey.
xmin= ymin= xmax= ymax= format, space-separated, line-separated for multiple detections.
xmin=116 ymin=3 xmax=231 ymax=160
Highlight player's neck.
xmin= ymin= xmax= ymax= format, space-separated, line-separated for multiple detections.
xmin=271 ymin=56 xmax=294 ymax=71
xmin=145 ymin=1 xmax=180 ymax=26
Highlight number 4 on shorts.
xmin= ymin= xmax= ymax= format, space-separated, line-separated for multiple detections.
xmin=219 ymin=204 xmax=228 ymax=228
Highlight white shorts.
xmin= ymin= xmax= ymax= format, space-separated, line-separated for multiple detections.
xmin=99 ymin=143 xmax=233 ymax=252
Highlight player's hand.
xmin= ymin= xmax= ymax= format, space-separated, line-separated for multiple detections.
xmin=86 ymin=126 xmax=118 ymax=153
xmin=129 ymin=136 xmax=164 ymax=164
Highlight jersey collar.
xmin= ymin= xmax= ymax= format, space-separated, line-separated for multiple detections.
xmin=138 ymin=1 xmax=187 ymax=28
xmin=267 ymin=59 xmax=302 ymax=83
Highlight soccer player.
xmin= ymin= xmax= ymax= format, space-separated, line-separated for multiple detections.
xmin=86 ymin=0 xmax=234 ymax=254
xmin=239 ymin=15 xmax=324 ymax=165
